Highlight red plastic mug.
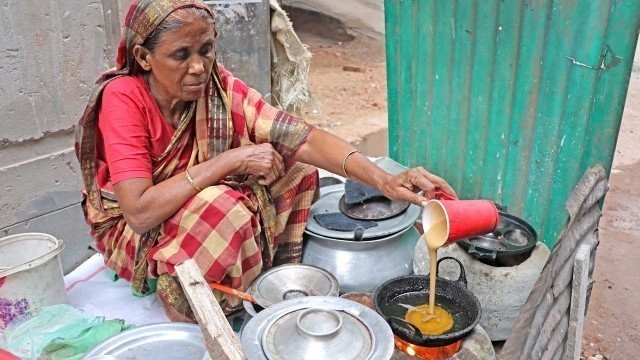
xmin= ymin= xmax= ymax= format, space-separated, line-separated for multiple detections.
xmin=422 ymin=194 xmax=499 ymax=247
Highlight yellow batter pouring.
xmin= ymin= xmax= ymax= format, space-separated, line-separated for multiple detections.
xmin=404 ymin=216 xmax=454 ymax=335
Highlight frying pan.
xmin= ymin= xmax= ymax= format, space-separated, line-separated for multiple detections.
xmin=458 ymin=211 xmax=538 ymax=266
xmin=373 ymin=257 xmax=481 ymax=347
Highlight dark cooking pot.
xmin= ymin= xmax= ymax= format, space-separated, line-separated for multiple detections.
xmin=373 ymin=257 xmax=481 ymax=347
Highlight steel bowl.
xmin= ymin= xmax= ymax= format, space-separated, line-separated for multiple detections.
xmin=243 ymin=263 xmax=339 ymax=316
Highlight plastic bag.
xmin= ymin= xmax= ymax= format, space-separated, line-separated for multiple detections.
xmin=4 ymin=304 xmax=131 ymax=359
xmin=42 ymin=319 xmax=133 ymax=360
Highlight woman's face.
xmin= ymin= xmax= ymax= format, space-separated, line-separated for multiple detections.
xmin=142 ymin=14 xmax=216 ymax=101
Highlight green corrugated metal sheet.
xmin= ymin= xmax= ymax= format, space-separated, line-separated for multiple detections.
xmin=385 ymin=0 xmax=640 ymax=246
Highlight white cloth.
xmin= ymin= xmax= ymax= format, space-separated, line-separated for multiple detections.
xmin=64 ymin=254 xmax=168 ymax=325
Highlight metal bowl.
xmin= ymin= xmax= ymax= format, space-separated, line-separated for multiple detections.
xmin=249 ymin=263 xmax=340 ymax=309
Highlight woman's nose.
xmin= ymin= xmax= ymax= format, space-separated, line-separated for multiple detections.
xmin=189 ymin=57 xmax=205 ymax=74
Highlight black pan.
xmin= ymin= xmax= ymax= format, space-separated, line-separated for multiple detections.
xmin=373 ymin=257 xmax=481 ymax=347
xmin=338 ymin=195 xmax=410 ymax=221
xmin=458 ymin=211 xmax=537 ymax=266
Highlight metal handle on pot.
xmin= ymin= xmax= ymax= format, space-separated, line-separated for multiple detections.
xmin=353 ymin=226 xmax=365 ymax=242
xmin=386 ymin=316 xmax=424 ymax=337
xmin=436 ymin=257 xmax=468 ymax=288
xmin=297 ymin=308 xmax=343 ymax=337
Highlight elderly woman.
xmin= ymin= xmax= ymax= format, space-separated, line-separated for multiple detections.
xmin=76 ymin=0 xmax=456 ymax=321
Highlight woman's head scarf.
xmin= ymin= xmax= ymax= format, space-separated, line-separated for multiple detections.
xmin=112 ymin=0 xmax=214 ymax=79
xmin=76 ymin=0 xmax=219 ymax=215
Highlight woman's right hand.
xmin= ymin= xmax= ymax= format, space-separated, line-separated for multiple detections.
xmin=232 ymin=143 xmax=285 ymax=185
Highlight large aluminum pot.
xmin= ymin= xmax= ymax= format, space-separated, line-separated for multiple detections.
xmin=302 ymin=224 xmax=420 ymax=294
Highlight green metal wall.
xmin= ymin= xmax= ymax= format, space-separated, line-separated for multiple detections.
xmin=385 ymin=0 xmax=640 ymax=246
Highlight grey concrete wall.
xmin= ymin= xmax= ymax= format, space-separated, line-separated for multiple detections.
xmin=209 ymin=0 xmax=271 ymax=97
xmin=1 ymin=0 xmax=270 ymax=274
xmin=0 ymin=0 xmax=112 ymax=273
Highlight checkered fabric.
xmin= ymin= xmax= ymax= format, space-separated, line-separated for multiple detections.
xmin=76 ymin=0 xmax=318 ymax=309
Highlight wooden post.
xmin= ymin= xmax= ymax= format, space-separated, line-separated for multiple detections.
xmin=175 ymin=260 xmax=246 ymax=360
xmin=566 ymin=244 xmax=591 ymax=360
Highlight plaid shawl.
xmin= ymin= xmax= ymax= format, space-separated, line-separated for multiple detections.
xmin=74 ymin=0 xmax=317 ymax=311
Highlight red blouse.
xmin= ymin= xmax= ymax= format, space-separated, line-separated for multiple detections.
xmin=96 ymin=74 xmax=186 ymax=187
xmin=95 ymin=66 xmax=313 ymax=191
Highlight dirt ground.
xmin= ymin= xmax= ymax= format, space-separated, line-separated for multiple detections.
xmin=288 ymin=6 xmax=640 ymax=360
xmin=580 ymin=70 xmax=640 ymax=359
xmin=283 ymin=7 xmax=389 ymax=147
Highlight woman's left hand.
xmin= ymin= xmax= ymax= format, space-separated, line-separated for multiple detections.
xmin=379 ymin=167 xmax=457 ymax=206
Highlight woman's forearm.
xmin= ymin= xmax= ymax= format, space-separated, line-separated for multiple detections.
xmin=294 ymin=129 xmax=456 ymax=204
xmin=113 ymin=150 xmax=239 ymax=234
xmin=294 ymin=129 xmax=391 ymax=189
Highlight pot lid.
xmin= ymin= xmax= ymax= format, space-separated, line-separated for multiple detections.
xmin=306 ymin=184 xmax=420 ymax=240
xmin=241 ymin=297 xmax=394 ymax=360
xmin=250 ymin=264 xmax=340 ymax=308
xmin=262 ymin=307 xmax=372 ymax=360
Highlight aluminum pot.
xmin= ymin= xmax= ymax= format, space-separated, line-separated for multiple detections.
xmin=302 ymin=224 xmax=420 ymax=294
xmin=240 ymin=296 xmax=395 ymax=360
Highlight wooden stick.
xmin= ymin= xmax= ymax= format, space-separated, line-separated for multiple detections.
xmin=175 ymin=260 xmax=246 ymax=360
xmin=566 ymin=244 xmax=591 ymax=360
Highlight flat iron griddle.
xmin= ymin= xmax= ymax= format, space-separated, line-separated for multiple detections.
xmin=339 ymin=195 xmax=410 ymax=221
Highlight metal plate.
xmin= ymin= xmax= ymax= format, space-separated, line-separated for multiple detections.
xmin=241 ymin=297 xmax=394 ymax=360
xmin=307 ymin=185 xmax=420 ymax=240
xmin=81 ymin=323 xmax=207 ymax=360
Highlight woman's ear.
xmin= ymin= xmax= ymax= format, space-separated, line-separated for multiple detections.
xmin=133 ymin=45 xmax=152 ymax=71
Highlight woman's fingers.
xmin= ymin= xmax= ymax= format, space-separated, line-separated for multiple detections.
xmin=272 ymin=149 xmax=285 ymax=178
xmin=403 ymin=169 xmax=436 ymax=200
xmin=383 ymin=171 xmax=433 ymax=203
xmin=396 ymin=186 xmax=428 ymax=206
xmin=381 ymin=167 xmax=455 ymax=205
xmin=257 ymin=164 xmax=278 ymax=185
xmin=244 ymin=144 xmax=286 ymax=184
xmin=415 ymin=167 xmax=457 ymax=199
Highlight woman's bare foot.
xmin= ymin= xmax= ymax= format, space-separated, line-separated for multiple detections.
xmin=158 ymin=293 xmax=197 ymax=323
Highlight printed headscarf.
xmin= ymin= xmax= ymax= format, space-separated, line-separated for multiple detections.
xmin=115 ymin=0 xmax=213 ymax=77
xmin=75 ymin=0 xmax=220 ymax=215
